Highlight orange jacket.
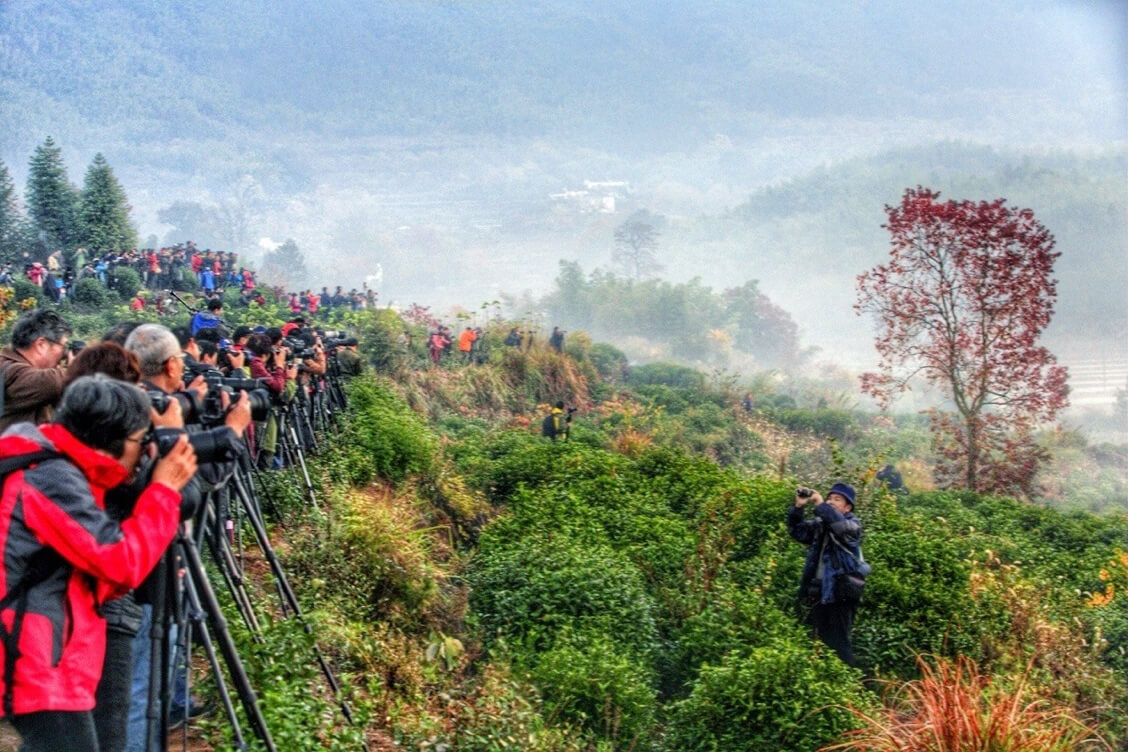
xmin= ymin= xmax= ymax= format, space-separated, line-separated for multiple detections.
xmin=458 ymin=329 xmax=477 ymax=353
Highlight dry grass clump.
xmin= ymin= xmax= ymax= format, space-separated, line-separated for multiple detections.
xmin=823 ymin=655 xmax=1112 ymax=752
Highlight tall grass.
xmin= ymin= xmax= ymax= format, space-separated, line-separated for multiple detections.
xmin=823 ymin=655 xmax=1112 ymax=752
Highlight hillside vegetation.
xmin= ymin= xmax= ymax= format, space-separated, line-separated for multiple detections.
xmin=131 ymin=304 xmax=1126 ymax=751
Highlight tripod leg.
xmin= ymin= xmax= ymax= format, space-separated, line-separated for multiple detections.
xmin=235 ymin=468 xmax=365 ymax=737
xmin=179 ymin=549 xmax=249 ymax=749
xmin=203 ymin=501 xmax=264 ymax=639
xmin=182 ymin=536 xmax=278 ymax=752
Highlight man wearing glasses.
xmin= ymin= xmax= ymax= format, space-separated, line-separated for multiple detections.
xmin=0 ymin=310 xmax=73 ymax=433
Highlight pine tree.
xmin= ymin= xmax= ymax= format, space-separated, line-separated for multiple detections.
xmin=79 ymin=153 xmax=137 ymax=253
xmin=25 ymin=137 xmax=80 ymax=254
xmin=0 ymin=159 xmax=30 ymax=264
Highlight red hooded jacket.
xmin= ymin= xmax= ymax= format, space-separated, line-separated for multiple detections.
xmin=0 ymin=423 xmax=181 ymax=716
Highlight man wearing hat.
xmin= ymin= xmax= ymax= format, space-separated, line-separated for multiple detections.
xmin=787 ymin=482 xmax=868 ymax=666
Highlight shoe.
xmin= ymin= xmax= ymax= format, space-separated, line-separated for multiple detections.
xmin=168 ymin=698 xmax=213 ymax=731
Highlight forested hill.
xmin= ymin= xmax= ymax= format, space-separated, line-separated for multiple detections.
xmin=667 ymin=144 xmax=1128 ymax=361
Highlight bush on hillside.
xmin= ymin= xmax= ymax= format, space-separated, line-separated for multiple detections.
xmin=627 ymin=361 xmax=706 ymax=390
xmin=337 ymin=374 xmax=435 ymax=484
xmin=469 ymin=536 xmax=660 ymax=661
xmin=10 ymin=278 xmax=44 ymax=305
xmin=665 ymin=641 xmax=865 ymax=752
xmin=530 ymin=633 xmax=657 ymax=747
xmin=73 ymin=277 xmax=112 ymax=309
xmin=108 ymin=266 xmax=142 ymax=299
xmin=588 ymin=342 xmax=629 ymax=382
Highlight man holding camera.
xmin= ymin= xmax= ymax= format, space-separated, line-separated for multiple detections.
xmin=787 ymin=483 xmax=869 ymax=667
xmin=125 ymin=324 xmax=252 ymax=441
xmin=0 ymin=310 xmax=73 ymax=433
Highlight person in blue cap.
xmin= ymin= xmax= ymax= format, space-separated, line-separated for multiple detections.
xmin=787 ymin=482 xmax=869 ymax=666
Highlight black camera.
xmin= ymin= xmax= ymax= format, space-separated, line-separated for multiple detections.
xmin=211 ymin=375 xmax=272 ymax=422
xmin=566 ymin=406 xmax=578 ymax=415
xmin=796 ymin=487 xmax=814 ymax=498
xmin=67 ymin=340 xmax=87 ymax=355
xmin=144 ymin=425 xmax=239 ymax=465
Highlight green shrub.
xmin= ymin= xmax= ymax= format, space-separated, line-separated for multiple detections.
xmin=627 ymin=362 xmax=706 ymax=390
xmin=588 ymin=342 xmax=629 ymax=382
xmin=338 ymin=374 xmax=435 ymax=484
xmin=531 ymin=634 xmax=656 ymax=746
xmin=469 ymin=536 xmax=660 ymax=661
xmin=10 ymin=278 xmax=44 ymax=304
xmin=108 ymin=266 xmax=143 ymax=299
xmin=73 ymin=277 xmax=112 ymax=309
xmin=769 ymin=408 xmax=859 ymax=442
xmin=665 ymin=641 xmax=865 ymax=752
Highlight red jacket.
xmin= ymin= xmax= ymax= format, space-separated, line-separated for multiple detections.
xmin=0 ymin=423 xmax=181 ymax=716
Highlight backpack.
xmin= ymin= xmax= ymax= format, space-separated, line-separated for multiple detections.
xmin=0 ymin=448 xmax=66 ymax=716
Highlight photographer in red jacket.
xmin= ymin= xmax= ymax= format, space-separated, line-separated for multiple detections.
xmin=0 ymin=375 xmax=197 ymax=752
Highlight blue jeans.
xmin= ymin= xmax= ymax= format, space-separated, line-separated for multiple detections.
xmin=126 ymin=605 xmax=190 ymax=752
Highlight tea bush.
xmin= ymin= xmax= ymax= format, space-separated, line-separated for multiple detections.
xmin=469 ymin=535 xmax=660 ymax=661
xmin=665 ymin=640 xmax=865 ymax=752
xmin=337 ymin=374 xmax=436 ymax=484
xmin=530 ymin=633 xmax=657 ymax=746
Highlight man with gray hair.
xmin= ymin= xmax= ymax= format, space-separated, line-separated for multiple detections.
xmin=0 ymin=309 xmax=73 ymax=432
xmin=123 ymin=324 xmax=250 ymax=436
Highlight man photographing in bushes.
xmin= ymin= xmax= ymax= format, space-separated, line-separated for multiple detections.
xmin=787 ymin=482 xmax=870 ymax=666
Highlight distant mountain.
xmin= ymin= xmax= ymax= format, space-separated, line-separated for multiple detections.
xmin=669 ymin=143 xmax=1128 ymax=361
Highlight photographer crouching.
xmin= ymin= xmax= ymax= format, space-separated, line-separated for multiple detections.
xmin=0 ymin=375 xmax=197 ymax=752
xmin=787 ymin=483 xmax=871 ymax=667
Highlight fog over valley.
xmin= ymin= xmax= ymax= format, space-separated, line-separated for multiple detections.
xmin=2 ymin=0 xmax=1125 ymax=417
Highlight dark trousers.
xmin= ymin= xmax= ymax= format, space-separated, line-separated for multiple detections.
xmin=92 ymin=627 xmax=136 ymax=752
xmin=808 ymin=601 xmax=857 ymax=667
xmin=11 ymin=710 xmax=99 ymax=752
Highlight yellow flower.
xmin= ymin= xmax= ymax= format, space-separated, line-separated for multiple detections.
xmin=1086 ymin=584 xmax=1115 ymax=608
xmin=1099 ymin=569 xmax=1111 ymax=582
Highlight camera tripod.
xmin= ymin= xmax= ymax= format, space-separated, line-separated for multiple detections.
xmin=146 ymin=448 xmax=367 ymax=751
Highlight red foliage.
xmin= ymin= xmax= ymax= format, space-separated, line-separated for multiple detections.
xmin=856 ymin=188 xmax=1069 ymax=494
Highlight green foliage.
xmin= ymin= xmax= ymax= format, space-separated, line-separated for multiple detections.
xmin=335 ymin=374 xmax=436 ymax=484
xmin=768 ymin=407 xmax=858 ymax=442
xmin=72 ymin=277 xmax=113 ymax=309
xmin=531 ymin=634 xmax=657 ymax=746
xmin=108 ymin=265 xmax=143 ymax=300
xmin=588 ymin=342 xmax=629 ymax=382
xmin=470 ymin=535 xmax=659 ymax=661
xmin=25 ymin=137 xmax=80 ymax=253
xmin=627 ymin=361 xmax=706 ymax=390
xmin=0 ymin=160 xmax=30 ymax=263
xmin=541 ymin=262 xmax=801 ymax=368
xmin=339 ymin=307 xmax=412 ymax=373
xmin=10 ymin=278 xmax=44 ymax=305
xmin=78 ymin=153 xmax=137 ymax=253
xmin=665 ymin=641 xmax=865 ymax=752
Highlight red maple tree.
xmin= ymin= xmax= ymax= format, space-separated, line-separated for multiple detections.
xmin=856 ymin=188 xmax=1069 ymax=495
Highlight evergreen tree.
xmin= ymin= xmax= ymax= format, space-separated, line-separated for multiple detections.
xmin=25 ymin=137 xmax=80 ymax=254
xmin=79 ymin=153 xmax=137 ymax=253
xmin=0 ymin=159 xmax=30 ymax=264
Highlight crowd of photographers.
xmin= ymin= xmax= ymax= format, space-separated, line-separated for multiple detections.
xmin=1 ymin=241 xmax=382 ymax=318
xmin=0 ymin=306 xmax=362 ymax=752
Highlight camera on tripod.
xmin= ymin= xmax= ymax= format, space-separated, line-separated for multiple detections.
xmin=182 ymin=362 xmax=271 ymax=423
